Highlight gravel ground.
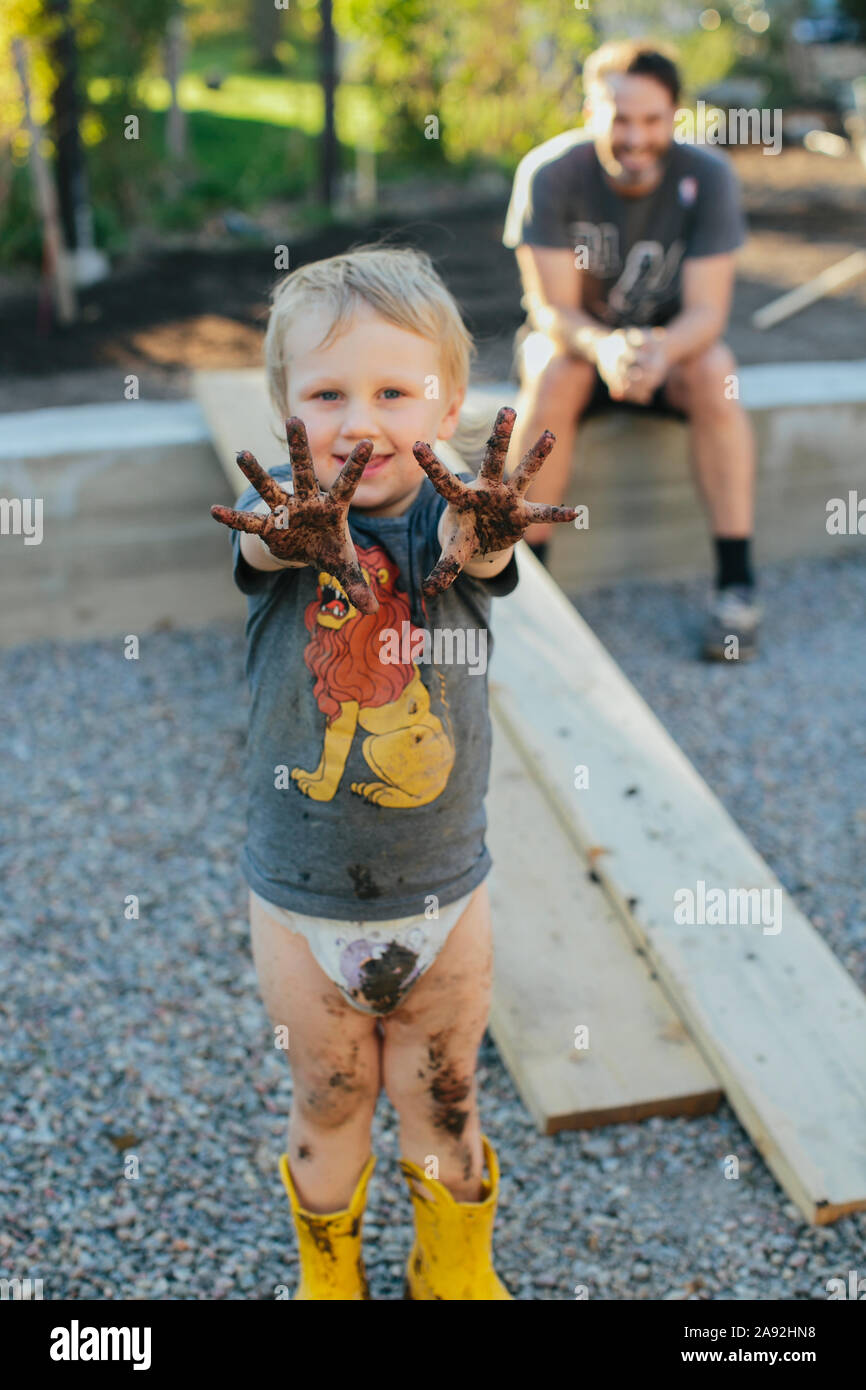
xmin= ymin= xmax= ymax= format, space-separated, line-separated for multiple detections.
xmin=1 ymin=552 xmax=864 ymax=1301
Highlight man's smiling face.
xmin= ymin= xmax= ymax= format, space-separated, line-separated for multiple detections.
xmin=281 ymin=302 xmax=464 ymax=517
xmin=586 ymin=72 xmax=676 ymax=194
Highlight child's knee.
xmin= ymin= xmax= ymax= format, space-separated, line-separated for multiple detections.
xmin=292 ymin=1048 xmax=379 ymax=1130
xmin=383 ymin=1027 xmax=477 ymax=1140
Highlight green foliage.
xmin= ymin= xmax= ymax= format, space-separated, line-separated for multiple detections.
xmin=1 ymin=0 xmax=179 ymax=260
xmin=74 ymin=0 xmax=178 ymax=93
xmin=0 ymin=162 xmax=44 ymax=266
xmin=0 ymin=0 xmax=789 ymax=268
xmin=337 ymin=0 xmax=595 ymax=164
xmin=676 ymin=23 xmax=739 ymax=101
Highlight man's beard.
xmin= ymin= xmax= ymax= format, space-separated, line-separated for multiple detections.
xmin=610 ymin=147 xmax=668 ymax=188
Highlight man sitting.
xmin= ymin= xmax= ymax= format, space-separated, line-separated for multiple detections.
xmin=503 ymin=39 xmax=761 ymax=660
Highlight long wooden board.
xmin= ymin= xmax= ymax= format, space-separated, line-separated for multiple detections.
xmin=192 ymin=368 xmax=287 ymax=494
xmin=489 ymin=546 xmax=866 ymax=1224
xmin=487 ymin=710 xmax=721 ymax=1133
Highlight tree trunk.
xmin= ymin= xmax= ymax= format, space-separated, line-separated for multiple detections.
xmin=46 ymin=0 xmax=87 ymax=254
xmin=319 ymin=0 xmax=337 ymax=207
xmin=12 ymin=38 xmax=76 ymax=324
xmin=251 ymin=0 xmax=283 ymax=73
xmin=164 ymin=11 xmax=187 ymax=163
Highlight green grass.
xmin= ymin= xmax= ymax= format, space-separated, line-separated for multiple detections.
xmin=180 ymin=28 xmax=321 ymax=84
xmin=84 ymin=68 xmax=383 ymax=157
xmin=86 ymin=24 xmax=382 ymax=152
xmin=173 ymin=107 xmax=320 ymax=209
xmin=117 ymin=106 xmax=327 ymax=234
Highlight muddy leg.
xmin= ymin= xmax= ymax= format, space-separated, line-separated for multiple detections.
xmin=380 ymin=884 xmax=493 ymax=1201
xmin=249 ymin=891 xmax=382 ymax=1211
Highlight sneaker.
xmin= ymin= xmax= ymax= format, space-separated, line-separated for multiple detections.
xmin=702 ymin=584 xmax=762 ymax=662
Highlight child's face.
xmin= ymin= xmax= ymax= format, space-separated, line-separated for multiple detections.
xmin=282 ymin=303 xmax=465 ymax=516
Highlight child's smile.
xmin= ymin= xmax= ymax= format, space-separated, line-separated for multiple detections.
xmin=332 ymin=450 xmax=393 ymax=478
xmin=281 ymin=302 xmax=464 ymax=517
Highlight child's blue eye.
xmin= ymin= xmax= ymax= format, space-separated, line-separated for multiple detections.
xmin=317 ymin=390 xmax=340 ymax=401
xmin=382 ymin=389 xmax=403 ymax=399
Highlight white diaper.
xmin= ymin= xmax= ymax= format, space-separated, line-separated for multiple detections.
xmin=250 ymin=887 xmax=477 ymax=1015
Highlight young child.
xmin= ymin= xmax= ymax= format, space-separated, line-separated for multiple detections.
xmin=211 ymin=246 xmax=576 ymax=1301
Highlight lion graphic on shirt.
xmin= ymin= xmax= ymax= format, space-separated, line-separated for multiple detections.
xmin=291 ymin=543 xmax=455 ymax=807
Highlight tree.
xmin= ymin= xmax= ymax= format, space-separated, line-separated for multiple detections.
xmin=251 ymin=0 xmax=283 ymax=73
xmin=337 ymin=0 xmax=596 ymax=166
xmin=320 ymin=0 xmax=336 ymax=204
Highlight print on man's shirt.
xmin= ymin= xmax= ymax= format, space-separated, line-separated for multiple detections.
xmin=571 ymin=219 xmax=686 ymax=325
xmin=291 ymin=542 xmax=456 ymax=808
xmin=607 ymin=239 xmax=686 ymax=322
xmin=573 ymin=220 xmax=621 ymax=275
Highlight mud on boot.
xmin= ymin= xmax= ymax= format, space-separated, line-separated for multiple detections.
xmin=279 ymin=1151 xmax=376 ymax=1300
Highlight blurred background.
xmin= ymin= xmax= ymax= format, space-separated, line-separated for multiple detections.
xmin=1 ymin=0 xmax=865 ymax=401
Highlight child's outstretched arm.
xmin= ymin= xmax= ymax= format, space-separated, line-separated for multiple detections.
xmin=414 ymin=406 xmax=577 ymax=596
xmin=210 ymin=417 xmax=379 ymax=615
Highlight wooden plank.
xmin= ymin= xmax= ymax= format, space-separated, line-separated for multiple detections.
xmin=192 ymin=368 xmax=286 ymax=495
xmin=489 ymin=545 xmax=866 ymax=1224
xmin=486 ymin=711 xmax=722 ymax=1134
xmin=752 ymin=250 xmax=866 ymax=330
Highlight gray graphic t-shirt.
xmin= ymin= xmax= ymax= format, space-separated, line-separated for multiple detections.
xmin=228 ymin=461 xmax=519 ymax=921
xmin=503 ymin=130 xmax=746 ymax=326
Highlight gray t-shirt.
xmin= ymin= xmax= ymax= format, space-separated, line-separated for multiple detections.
xmin=503 ymin=130 xmax=746 ymax=326
xmin=228 ymin=461 xmax=519 ymax=921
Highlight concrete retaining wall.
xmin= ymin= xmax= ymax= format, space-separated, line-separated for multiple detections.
xmin=0 ymin=403 xmax=239 ymax=646
xmin=1 ymin=359 xmax=863 ymax=647
xmin=465 ymin=362 xmax=866 ymax=590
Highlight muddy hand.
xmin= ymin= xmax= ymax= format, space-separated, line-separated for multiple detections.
xmin=210 ymin=417 xmax=378 ymax=615
xmin=412 ymin=406 xmax=578 ymax=596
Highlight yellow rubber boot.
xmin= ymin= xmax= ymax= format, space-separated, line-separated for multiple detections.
xmin=398 ymin=1134 xmax=513 ymax=1300
xmin=279 ymin=1152 xmax=376 ymax=1300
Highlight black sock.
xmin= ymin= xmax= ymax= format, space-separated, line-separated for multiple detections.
xmin=527 ymin=540 xmax=549 ymax=566
xmin=714 ymin=537 xmax=754 ymax=590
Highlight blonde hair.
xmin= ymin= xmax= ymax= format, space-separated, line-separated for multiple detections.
xmin=263 ymin=245 xmax=475 ymax=445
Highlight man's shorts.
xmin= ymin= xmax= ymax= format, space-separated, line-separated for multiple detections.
xmin=512 ymin=323 xmax=688 ymax=421
xmin=249 ymin=886 xmax=478 ymax=1016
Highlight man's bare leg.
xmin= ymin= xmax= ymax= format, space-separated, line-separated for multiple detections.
xmin=663 ymin=340 xmax=761 ymax=658
xmin=505 ymin=332 xmax=597 ymax=550
xmin=663 ymin=341 xmax=755 ymax=537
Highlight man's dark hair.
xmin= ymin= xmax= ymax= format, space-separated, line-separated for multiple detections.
xmin=583 ymin=40 xmax=681 ymax=105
